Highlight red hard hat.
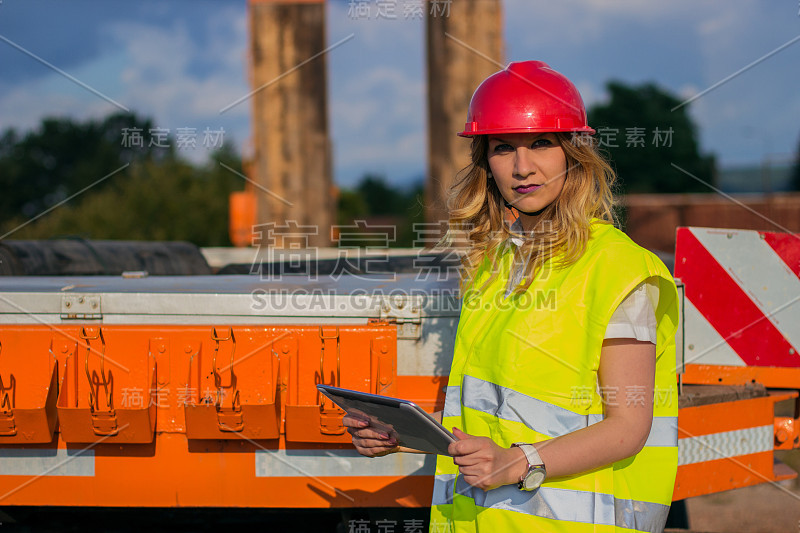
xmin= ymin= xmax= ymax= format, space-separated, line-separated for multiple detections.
xmin=458 ymin=61 xmax=595 ymax=137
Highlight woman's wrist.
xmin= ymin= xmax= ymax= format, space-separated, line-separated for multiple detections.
xmin=504 ymin=446 xmax=529 ymax=487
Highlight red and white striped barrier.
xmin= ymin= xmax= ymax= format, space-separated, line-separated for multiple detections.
xmin=674 ymin=227 xmax=800 ymax=374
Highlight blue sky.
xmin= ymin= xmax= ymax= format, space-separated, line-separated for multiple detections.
xmin=1 ymin=0 xmax=798 ymax=188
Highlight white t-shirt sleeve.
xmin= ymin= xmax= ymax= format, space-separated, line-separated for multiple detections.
xmin=604 ymin=280 xmax=659 ymax=343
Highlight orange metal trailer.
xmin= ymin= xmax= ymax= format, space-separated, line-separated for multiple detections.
xmin=0 ymin=226 xmax=797 ymax=524
xmin=0 ymin=274 xmax=456 ymax=510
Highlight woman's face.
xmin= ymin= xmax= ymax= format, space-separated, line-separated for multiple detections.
xmin=487 ymin=132 xmax=568 ymax=227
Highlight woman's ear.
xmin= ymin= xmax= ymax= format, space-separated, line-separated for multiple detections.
xmin=487 ymin=170 xmax=494 ymax=180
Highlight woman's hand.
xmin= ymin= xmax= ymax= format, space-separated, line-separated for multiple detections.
xmin=449 ymin=428 xmax=528 ymax=491
xmin=342 ymin=414 xmax=398 ymax=457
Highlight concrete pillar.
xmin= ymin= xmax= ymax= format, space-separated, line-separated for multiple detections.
xmin=426 ymin=0 xmax=504 ymax=230
xmin=249 ymin=0 xmax=334 ymax=248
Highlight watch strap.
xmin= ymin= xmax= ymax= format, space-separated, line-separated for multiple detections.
xmin=512 ymin=442 xmax=546 ymax=490
xmin=514 ymin=443 xmax=543 ymax=468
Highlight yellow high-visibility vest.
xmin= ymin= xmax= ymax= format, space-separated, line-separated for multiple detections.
xmin=431 ymin=219 xmax=679 ymax=533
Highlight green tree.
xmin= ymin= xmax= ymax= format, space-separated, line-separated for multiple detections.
xmin=399 ymin=179 xmax=425 ymax=247
xmin=0 ymin=112 xmax=158 ymax=226
xmin=336 ymin=175 xmax=424 ymax=247
xmin=0 ymin=113 xmax=245 ymax=246
xmin=4 ymin=144 xmax=243 ymax=246
xmin=588 ymin=82 xmax=716 ymax=194
xmin=357 ymin=174 xmax=406 ymax=216
xmin=336 ymin=188 xmax=369 ymax=226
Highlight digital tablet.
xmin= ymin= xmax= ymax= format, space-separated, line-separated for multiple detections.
xmin=316 ymin=384 xmax=456 ymax=456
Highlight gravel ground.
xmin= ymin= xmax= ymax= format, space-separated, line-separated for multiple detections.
xmin=685 ymin=480 xmax=800 ymax=533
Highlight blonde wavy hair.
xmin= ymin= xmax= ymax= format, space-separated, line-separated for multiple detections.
xmin=440 ymin=133 xmax=617 ymax=297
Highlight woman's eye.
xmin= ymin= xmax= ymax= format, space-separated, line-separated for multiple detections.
xmin=493 ymin=143 xmax=513 ymax=152
xmin=531 ymin=138 xmax=552 ymax=148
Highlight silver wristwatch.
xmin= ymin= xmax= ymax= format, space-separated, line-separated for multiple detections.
xmin=512 ymin=442 xmax=547 ymax=491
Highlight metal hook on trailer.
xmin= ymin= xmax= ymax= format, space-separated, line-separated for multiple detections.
xmin=0 ymin=340 xmax=16 ymax=436
xmin=211 ymin=326 xmax=237 ymax=410
xmin=80 ymin=326 xmax=113 ymax=414
xmin=317 ymin=326 xmax=341 ymax=385
xmin=317 ymin=326 xmax=345 ymax=435
xmin=0 ymin=340 xmax=8 ymax=409
xmin=185 ymin=343 xmax=201 ymax=404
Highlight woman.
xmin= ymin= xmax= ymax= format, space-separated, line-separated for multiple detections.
xmin=345 ymin=61 xmax=679 ymax=533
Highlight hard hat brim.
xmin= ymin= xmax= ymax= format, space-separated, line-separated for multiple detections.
xmin=457 ymin=126 xmax=596 ymax=137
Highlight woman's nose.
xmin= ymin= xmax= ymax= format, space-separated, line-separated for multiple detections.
xmin=513 ymin=147 xmax=537 ymax=178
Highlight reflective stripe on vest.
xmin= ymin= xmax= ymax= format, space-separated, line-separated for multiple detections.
xmin=442 ymin=385 xmax=462 ymax=418
xmin=432 ymin=474 xmax=455 ymax=506
xmin=461 ymin=375 xmax=677 ymax=447
xmin=433 ymin=474 xmax=669 ymax=533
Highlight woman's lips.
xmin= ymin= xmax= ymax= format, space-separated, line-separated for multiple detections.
xmin=514 ymin=184 xmax=541 ymax=194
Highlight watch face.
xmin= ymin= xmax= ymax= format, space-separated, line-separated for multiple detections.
xmin=523 ymin=468 xmax=546 ymax=490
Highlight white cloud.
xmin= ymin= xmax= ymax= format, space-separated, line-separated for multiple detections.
xmin=0 ymin=83 xmax=107 ymax=133
xmin=575 ymin=81 xmax=603 ymax=108
xmin=503 ymin=0 xmax=701 ymax=50
xmin=676 ymin=83 xmax=700 ymax=102
xmin=0 ymin=4 xmax=251 ymax=166
xmin=111 ymin=15 xmax=249 ymax=116
xmin=328 ymin=0 xmax=422 ymax=49
xmin=0 ymin=44 xmax=136 ymax=134
xmin=502 ymin=0 xmax=800 ymax=167
xmin=331 ymin=64 xmax=425 ymax=181
xmin=101 ymin=9 xmax=250 ymax=162
xmin=3 ymin=0 xmax=798 ymax=179
xmin=326 ymin=2 xmax=426 ymax=183
xmin=336 ymin=66 xmax=424 ymax=122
